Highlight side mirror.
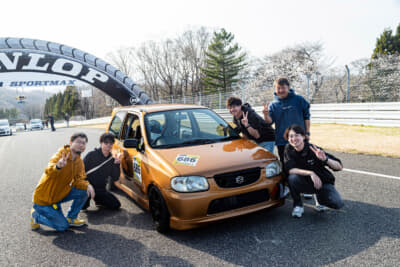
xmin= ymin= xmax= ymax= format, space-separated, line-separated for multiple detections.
xmin=123 ymin=139 xmax=139 ymax=149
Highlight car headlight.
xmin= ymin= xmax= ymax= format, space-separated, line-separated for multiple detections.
xmin=171 ymin=176 xmax=209 ymax=192
xmin=265 ymin=161 xmax=282 ymax=178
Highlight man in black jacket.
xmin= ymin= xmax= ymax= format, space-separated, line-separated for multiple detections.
xmin=226 ymin=96 xmax=275 ymax=152
xmin=284 ymin=124 xmax=344 ymax=218
xmin=82 ymin=132 xmax=121 ymax=210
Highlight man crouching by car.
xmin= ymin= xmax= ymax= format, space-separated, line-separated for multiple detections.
xmin=284 ymin=125 xmax=344 ymax=218
xmin=30 ymin=132 xmax=95 ymax=231
xmin=82 ymin=132 xmax=121 ymax=210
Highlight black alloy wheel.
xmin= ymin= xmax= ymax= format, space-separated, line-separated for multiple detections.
xmin=149 ymin=186 xmax=170 ymax=233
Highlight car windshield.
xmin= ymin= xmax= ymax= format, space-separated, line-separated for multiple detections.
xmin=0 ymin=121 xmax=9 ymax=126
xmin=16 ymin=123 xmax=23 ymax=126
xmin=145 ymin=108 xmax=240 ymax=149
xmin=30 ymin=119 xmax=41 ymax=124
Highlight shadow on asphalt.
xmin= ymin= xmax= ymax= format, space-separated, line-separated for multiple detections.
xmin=163 ymin=199 xmax=400 ymax=266
xmin=50 ymin=228 xmax=194 ymax=267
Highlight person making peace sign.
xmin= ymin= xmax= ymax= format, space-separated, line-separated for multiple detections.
xmin=30 ymin=132 xmax=95 ymax=231
xmin=226 ymin=96 xmax=275 ymax=153
xmin=283 ymin=125 xmax=344 ymax=218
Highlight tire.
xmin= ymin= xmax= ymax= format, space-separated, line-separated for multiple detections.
xmin=149 ymin=186 xmax=170 ymax=233
xmin=0 ymin=37 xmax=153 ymax=106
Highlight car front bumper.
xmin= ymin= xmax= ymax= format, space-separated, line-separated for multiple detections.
xmin=161 ymin=174 xmax=284 ymax=230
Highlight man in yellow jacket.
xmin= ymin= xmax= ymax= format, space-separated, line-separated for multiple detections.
xmin=30 ymin=132 xmax=95 ymax=231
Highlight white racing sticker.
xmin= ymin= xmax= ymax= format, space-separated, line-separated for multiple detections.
xmin=133 ymin=156 xmax=142 ymax=183
xmin=173 ymin=154 xmax=200 ymax=166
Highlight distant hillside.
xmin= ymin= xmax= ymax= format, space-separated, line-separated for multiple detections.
xmin=0 ymin=88 xmax=52 ymax=110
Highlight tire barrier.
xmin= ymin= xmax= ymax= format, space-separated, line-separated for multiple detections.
xmin=0 ymin=37 xmax=153 ymax=105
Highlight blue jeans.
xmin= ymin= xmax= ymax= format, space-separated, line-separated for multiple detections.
xmin=32 ymin=187 xmax=88 ymax=231
xmin=258 ymin=141 xmax=275 ymax=153
xmin=287 ymin=174 xmax=344 ymax=209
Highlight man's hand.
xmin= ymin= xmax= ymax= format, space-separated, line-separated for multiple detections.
xmin=262 ymin=102 xmax=269 ymax=115
xmin=56 ymin=152 xmax=70 ymax=169
xmin=87 ymin=184 xmax=95 ymax=200
xmin=241 ymin=111 xmax=249 ymax=128
xmin=310 ymin=144 xmax=327 ymax=161
xmin=114 ymin=152 xmax=121 ymax=164
xmin=310 ymin=172 xmax=322 ymax=190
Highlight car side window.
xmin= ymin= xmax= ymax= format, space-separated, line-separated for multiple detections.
xmin=109 ymin=111 xmax=126 ymax=140
xmin=123 ymin=114 xmax=140 ymax=140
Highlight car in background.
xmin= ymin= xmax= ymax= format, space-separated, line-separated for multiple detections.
xmin=15 ymin=123 xmax=25 ymax=132
xmin=0 ymin=119 xmax=12 ymax=136
xmin=106 ymin=104 xmax=284 ymax=232
xmin=29 ymin=119 xmax=43 ymax=131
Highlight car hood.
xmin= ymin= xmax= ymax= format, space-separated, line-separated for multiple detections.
xmin=152 ymin=139 xmax=277 ymax=177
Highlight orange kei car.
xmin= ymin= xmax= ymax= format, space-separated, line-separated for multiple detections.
xmin=106 ymin=104 xmax=284 ymax=232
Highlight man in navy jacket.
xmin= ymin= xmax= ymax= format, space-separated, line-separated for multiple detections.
xmin=263 ymin=77 xmax=311 ymax=168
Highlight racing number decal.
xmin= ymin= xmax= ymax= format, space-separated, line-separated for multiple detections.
xmin=173 ymin=154 xmax=200 ymax=166
xmin=133 ymin=156 xmax=142 ymax=183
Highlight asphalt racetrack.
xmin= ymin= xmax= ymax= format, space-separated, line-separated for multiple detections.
xmin=0 ymin=127 xmax=399 ymax=266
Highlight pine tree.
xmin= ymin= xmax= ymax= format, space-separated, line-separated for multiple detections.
xmin=372 ymin=23 xmax=400 ymax=58
xmin=202 ymin=28 xmax=246 ymax=94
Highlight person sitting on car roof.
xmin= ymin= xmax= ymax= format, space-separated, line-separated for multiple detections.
xmin=284 ymin=124 xmax=344 ymax=218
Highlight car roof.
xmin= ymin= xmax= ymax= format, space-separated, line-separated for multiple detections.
xmin=113 ymin=104 xmax=208 ymax=114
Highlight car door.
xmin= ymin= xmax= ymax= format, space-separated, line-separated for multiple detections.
xmin=119 ymin=112 xmax=146 ymax=196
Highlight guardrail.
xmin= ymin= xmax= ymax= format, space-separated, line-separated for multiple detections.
xmin=215 ymin=102 xmax=400 ymax=127
xmin=62 ymin=102 xmax=400 ymax=128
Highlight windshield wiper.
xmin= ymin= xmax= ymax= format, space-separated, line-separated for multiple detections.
xmin=180 ymin=138 xmax=216 ymax=146
xmin=218 ymin=136 xmax=240 ymax=141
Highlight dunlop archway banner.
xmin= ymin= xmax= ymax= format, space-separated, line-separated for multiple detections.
xmin=0 ymin=38 xmax=153 ymax=105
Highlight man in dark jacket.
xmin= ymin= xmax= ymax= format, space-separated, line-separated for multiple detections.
xmin=227 ymin=96 xmax=275 ymax=152
xmin=82 ymin=132 xmax=121 ymax=210
xmin=284 ymin=125 xmax=344 ymax=218
xmin=48 ymin=113 xmax=56 ymax=131
xmin=262 ymin=77 xmax=310 ymax=163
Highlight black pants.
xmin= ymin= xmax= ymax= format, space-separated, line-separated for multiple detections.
xmin=287 ymin=174 xmax=344 ymax=209
xmin=277 ymin=145 xmax=287 ymax=180
xmin=83 ymin=190 xmax=121 ymax=210
xmin=50 ymin=122 xmax=55 ymax=131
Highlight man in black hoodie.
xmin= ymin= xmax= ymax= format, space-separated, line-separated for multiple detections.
xmin=227 ymin=96 xmax=275 ymax=152
xmin=82 ymin=132 xmax=121 ymax=210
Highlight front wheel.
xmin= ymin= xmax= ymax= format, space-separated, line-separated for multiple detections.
xmin=149 ymin=186 xmax=170 ymax=233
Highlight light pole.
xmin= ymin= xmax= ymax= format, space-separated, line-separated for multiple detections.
xmin=345 ymin=65 xmax=350 ymax=103
xmin=306 ymin=73 xmax=310 ymax=101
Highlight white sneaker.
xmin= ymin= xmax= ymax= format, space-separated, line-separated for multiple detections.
xmin=291 ymin=206 xmax=304 ymax=218
xmin=303 ymin=193 xmax=313 ymax=199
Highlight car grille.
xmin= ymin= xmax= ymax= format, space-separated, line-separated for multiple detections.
xmin=207 ymin=189 xmax=269 ymax=214
xmin=213 ymin=168 xmax=261 ymax=188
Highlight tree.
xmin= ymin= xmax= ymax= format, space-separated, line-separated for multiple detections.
xmin=202 ymin=28 xmax=247 ymax=94
xmin=372 ymin=24 xmax=400 ymax=59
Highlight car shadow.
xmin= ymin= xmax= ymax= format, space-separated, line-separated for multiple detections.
xmin=49 ymin=228 xmax=194 ymax=267
xmin=163 ymin=199 xmax=399 ymax=266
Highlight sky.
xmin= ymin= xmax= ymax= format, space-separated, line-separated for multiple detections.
xmin=0 ymin=0 xmax=399 ymax=92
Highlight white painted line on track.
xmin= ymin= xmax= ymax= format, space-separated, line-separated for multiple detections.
xmin=343 ymin=168 xmax=400 ymax=181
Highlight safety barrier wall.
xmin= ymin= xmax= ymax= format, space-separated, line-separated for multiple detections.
xmin=64 ymin=102 xmax=400 ymax=128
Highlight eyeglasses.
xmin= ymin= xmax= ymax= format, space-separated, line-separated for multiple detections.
xmin=288 ymin=133 xmax=303 ymax=139
xmin=74 ymin=140 xmax=87 ymax=145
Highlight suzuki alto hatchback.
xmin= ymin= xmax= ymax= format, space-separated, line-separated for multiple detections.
xmin=107 ymin=104 xmax=284 ymax=232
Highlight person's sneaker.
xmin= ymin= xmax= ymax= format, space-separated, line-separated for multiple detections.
xmin=67 ymin=218 xmax=86 ymax=227
xmin=30 ymin=208 xmax=40 ymax=230
xmin=280 ymin=185 xmax=290 ymax=198
xmin=315 ymin=205 xmax=327 ymax=212
xmin=291 ymin=206 xmax=304 ymax=218
xmin=303 ymin=193 xmax=313 ymax=199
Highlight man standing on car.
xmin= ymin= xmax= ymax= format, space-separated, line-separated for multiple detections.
xmin=82 ymin=132 xmax=121 ymax=210
xmin=227 ymin=96 xmax=275 ymax=153
xmin=30 ymin=132 xmax=95 ymax=231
